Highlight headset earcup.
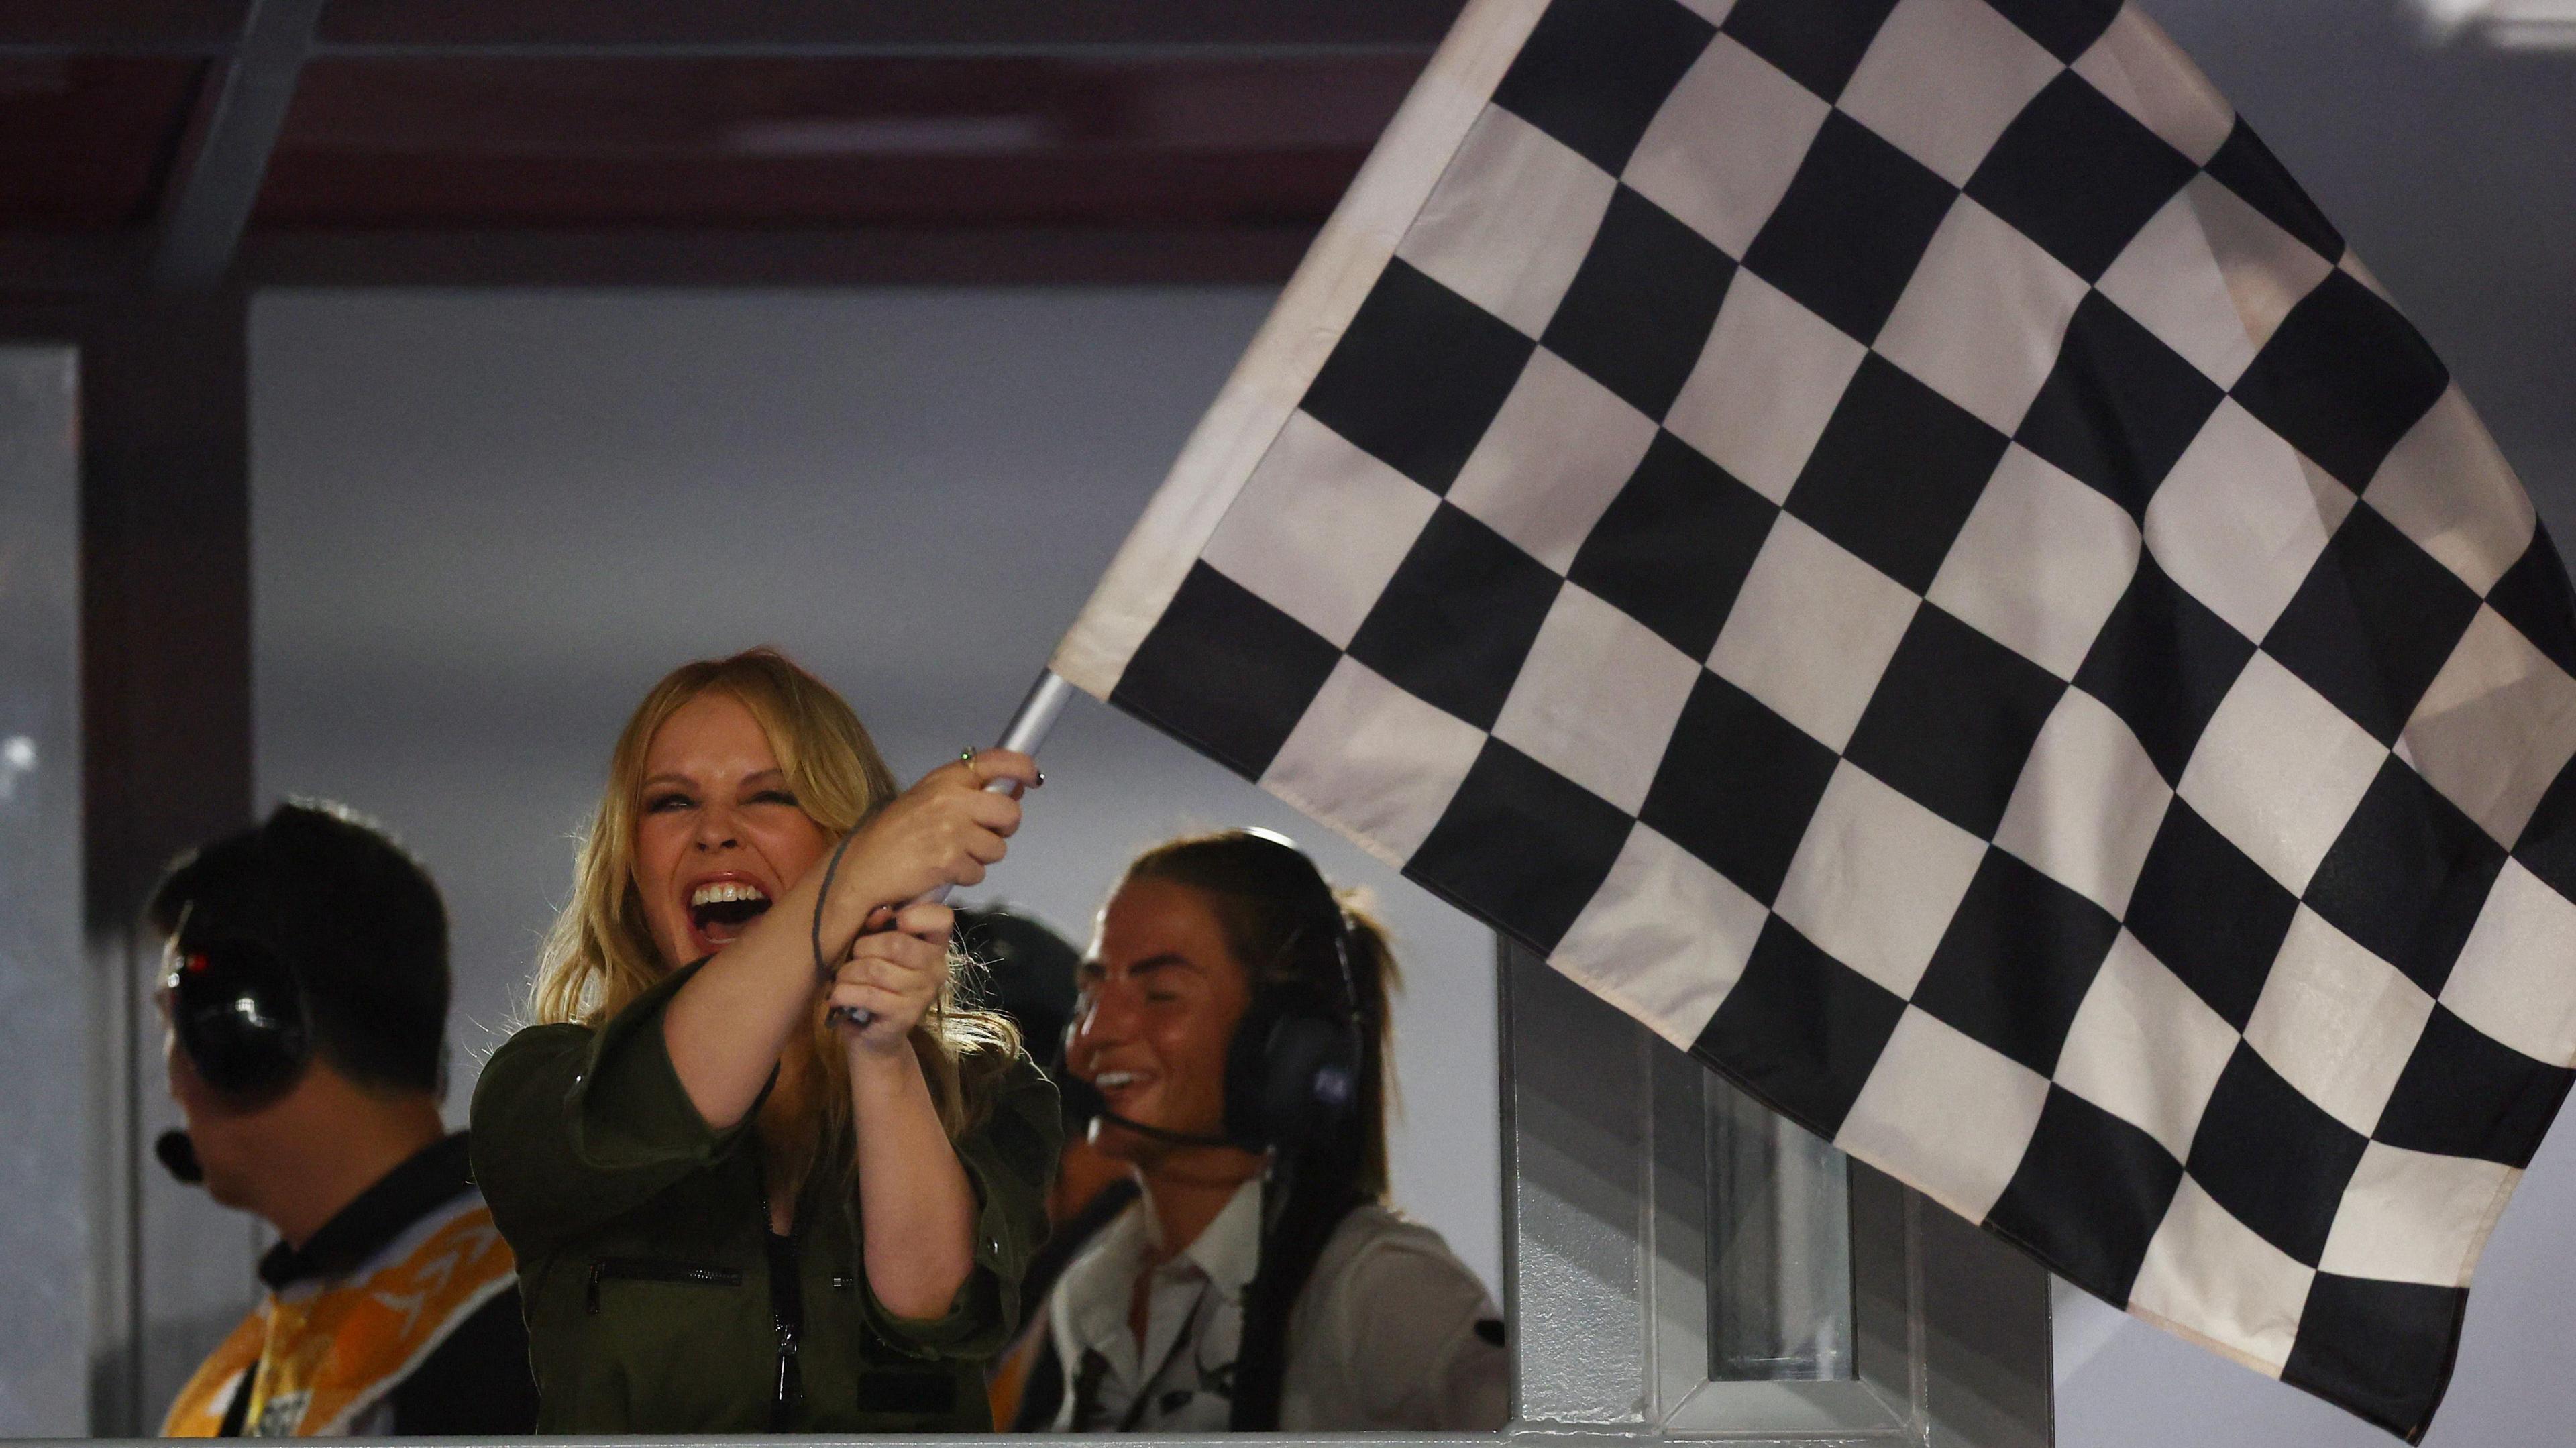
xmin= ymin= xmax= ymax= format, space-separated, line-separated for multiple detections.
xmin=1220 ymin=994 xmax=1279 ymax=1146
xmin=1223 ymin=985 xmax=1362 ymax=1151
xmin=172 ymin=944 xmax=311 ymax=1105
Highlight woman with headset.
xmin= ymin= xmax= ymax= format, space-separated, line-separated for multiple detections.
xmin=1032 ymin=829 xmax=1508 ymax=1431
xmin=469 ymin=649 xmax=1059 ymax=1432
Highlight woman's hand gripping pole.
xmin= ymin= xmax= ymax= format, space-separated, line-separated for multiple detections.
xmin=823 ymin=670 xmax=1077 ymax=1029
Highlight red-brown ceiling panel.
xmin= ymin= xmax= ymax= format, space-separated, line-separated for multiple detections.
xmin=254 ymin=54 xmax=1420 ymax=229
xmin=0 ymin=1 xmax=242 ymax=51
xmin=0 ymin=56 xmax=206 ymax=227
xmin=313 ymin=0 xmax=1458 ymax=50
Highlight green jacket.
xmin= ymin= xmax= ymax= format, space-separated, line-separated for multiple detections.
xmin=468 ymin=962 xmax=1061 ymax=1433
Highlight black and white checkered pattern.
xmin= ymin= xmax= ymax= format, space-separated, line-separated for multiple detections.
xmin=1065 ymin=0 xmax=2576 ymax=1437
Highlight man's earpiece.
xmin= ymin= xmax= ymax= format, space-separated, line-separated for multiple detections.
xmin=164 ymin=926 xmax=313 ymax=1108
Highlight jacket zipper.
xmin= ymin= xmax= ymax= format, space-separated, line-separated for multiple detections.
xmin=767 ymin=1230 xmax=803 ymax=1430
xmin=759 ymin=1173 xmax=806 ymax=1431
xmin=585 ymin=1257 xmax=742 ymax=1315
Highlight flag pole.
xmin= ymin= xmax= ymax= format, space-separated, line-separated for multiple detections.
xmin=828 ymin=668 xmax=1076 ymax=1027
xmin=989 ymin=667 xmax=1078 ymax=761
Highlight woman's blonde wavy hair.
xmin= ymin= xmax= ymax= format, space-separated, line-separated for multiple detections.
xmin=529 ymin=647 xmax=1019 ymax=1162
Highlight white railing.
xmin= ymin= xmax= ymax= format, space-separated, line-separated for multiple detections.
xmin=2414 ymin=0 xmax=2576 ymax=46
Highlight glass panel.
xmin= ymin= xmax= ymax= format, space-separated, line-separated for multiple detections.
xmin=1707 ymin=1073 xmax=1854 ymax=1382
xmin=1512 ymin=932 xmax=2053 ymax=1441
xmin=0 ymin=347 xmax=87 ymax=1437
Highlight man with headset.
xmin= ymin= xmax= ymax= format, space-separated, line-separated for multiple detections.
xmin=153 ymin=801 xmax=538 ymax=1437
xmin=1032 ymin=829 xmax=1507 ymax=1432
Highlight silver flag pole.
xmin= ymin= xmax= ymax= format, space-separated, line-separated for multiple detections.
xmin=828 ymin=669 xmax=1077 ymax=1026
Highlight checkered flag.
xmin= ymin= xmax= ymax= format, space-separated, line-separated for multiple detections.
xmin=1048 ymin=0 xmax=2576 ymax=1436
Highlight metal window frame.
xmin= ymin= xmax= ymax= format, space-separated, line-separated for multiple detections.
xmin=1501 ymin=942 xmax=2053 ymax=1447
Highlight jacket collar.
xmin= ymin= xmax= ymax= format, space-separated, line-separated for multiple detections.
xmin=258 ymin=1131 xmax=476 ymax=1289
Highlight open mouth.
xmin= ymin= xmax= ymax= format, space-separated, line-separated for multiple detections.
xmin=1089 ymin=1068 xmax=1155 ymax=1111
xmin=687 ymin=880 xmax=773 ymax=944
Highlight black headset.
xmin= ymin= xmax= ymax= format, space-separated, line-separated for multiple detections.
xmin=1216 ymin=831 xmax=1366 ymax=1153
xmin=162 ymin=903 xmax=315 ymax=1107
xmin=1085 ymin=830 xmax=1367 ymax=1156
xmin=154 ymin=906 xmax=317 ymax=1185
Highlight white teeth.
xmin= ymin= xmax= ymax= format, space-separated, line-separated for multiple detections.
xmin=690 ymin=881 xmax=771 ymax=908
xmin=1094 ymin=1071 xmax=1139 ymax=1089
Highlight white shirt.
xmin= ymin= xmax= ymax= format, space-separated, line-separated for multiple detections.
xmin=1045 ymin=1177 xmax=1509 ymax=1431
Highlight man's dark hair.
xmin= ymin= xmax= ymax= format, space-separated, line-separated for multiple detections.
xmin=148 ymin=800 xmax=450 ymax=1096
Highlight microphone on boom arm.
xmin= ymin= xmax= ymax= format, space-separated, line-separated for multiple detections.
xmin=155 ymin=1129 xmax=206 ymax=1185
xmin=1056 ymin=1067 xmax=1238 ymax=1150
xmin=1091 ymin=1109 xmax=1237 ymax=1150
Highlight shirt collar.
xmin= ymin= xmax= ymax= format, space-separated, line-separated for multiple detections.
xmin=258 ymin=1131 xmax=476 ymax=1290
xmin=1057 ymin=1196 xmax=1152 ymax=1369
xmin=1169 ymin=1176 xmax=1263 ymax=1298
xmin=1057 ymin=1174 xmax=1269 ymax=1360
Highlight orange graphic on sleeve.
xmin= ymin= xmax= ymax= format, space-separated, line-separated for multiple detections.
xmin=162 ymin=1197 xmax=517 ymax=1437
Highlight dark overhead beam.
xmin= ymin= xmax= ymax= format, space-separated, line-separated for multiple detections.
xmin=305 ymin=40 xmax=1436 ymax=60
xmin=148 ymin=0 xmax=325 ymax=290
xmin=0 ymin=1 xmax=239 ymax=54
xmin=0 ymin=0 xmax=1461 ymax=56
xmin=0 ymin=234 xmax=144 ymax=296
xmin=312 ymin=0 xmax=1462 ymax=52
xmin=241 ymin=226 xmax=1316 ymax=288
